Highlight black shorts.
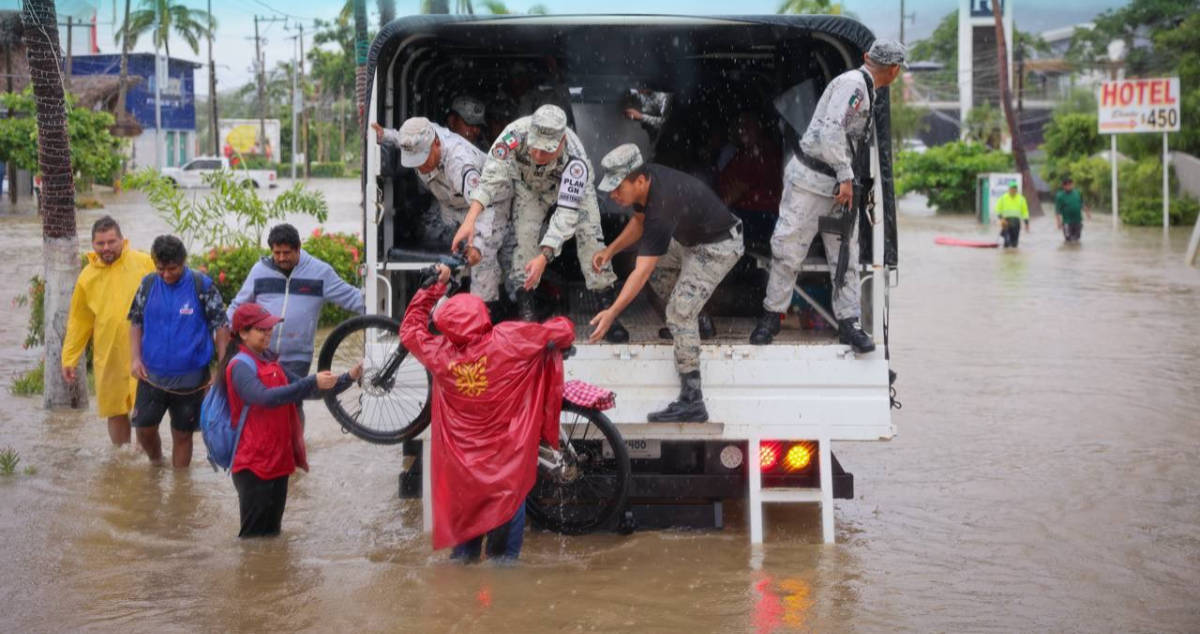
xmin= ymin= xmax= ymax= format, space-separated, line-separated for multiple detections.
xmin=131 ymin=379 xmax=206 ymax=432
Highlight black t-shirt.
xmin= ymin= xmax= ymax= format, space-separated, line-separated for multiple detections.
xmin=636 ymin=164 xmax=740 ymax=256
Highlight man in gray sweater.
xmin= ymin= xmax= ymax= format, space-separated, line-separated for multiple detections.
xmin=227 ymin=224 xmax=366 ymax=380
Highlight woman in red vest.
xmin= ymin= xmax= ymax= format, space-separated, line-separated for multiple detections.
xmin=218 ymin=303 xmax=361 ymax=537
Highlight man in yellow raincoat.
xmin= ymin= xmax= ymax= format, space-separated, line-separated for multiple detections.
xmin=62 ymin=217 xmax=155 ymax=445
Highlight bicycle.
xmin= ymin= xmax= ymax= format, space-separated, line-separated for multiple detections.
xmin=317 ymin=247 xmax=630 ymax=534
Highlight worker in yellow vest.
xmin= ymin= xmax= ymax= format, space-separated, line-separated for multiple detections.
xmin=996 ymin=182 xmax=1030 ymax=248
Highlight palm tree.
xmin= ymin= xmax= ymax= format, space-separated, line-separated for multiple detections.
xmin=21 ymin=0 xmax=87 ymax=410
xmin=115 ymin=0 xmax=215 ymax=59
xmin=0 ymin=13 xmax=22 ymax=203
xmin=776 ymin=0 xmax=850 ymax=16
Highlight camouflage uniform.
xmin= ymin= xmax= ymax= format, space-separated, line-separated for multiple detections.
xmin=763 ymin=66 xmax=874 ymax=321
xmin=633 ymin=90 xmax=670 ymax=131
xmin=649 ymin=232 xmax=743 ymax=374
xmin=472 ymin=110 xmax=616 ymax=291
xmin=382 ymin=122 xmax=514 ymax=302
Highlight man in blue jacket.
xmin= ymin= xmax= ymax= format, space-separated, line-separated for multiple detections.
xmin=227 ymin=224 xmax=366 ymax=382
xmin=129 ymin=235 xmax=230 ymax=467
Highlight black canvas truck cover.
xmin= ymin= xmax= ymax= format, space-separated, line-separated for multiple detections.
xmin=362 ymin=14 xmax=898 ymax=267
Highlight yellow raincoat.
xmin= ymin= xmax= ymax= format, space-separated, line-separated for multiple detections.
xmin=62 ymin=241 xmax=155 ymax=418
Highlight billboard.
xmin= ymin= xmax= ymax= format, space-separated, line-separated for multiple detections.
xmin=218 ymin=119 xmax=281 ymax=162
xmin=1098 ymin=78 xmax=1181 ymax=134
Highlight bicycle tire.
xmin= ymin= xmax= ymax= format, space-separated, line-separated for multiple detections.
xmin=526 ymin=401 xmax=631 ymax=535
xmin=317 ymin=314 xmax=431 ymax=445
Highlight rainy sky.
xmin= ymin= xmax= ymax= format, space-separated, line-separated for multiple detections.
xmin=14 ymin=0 xmax=1129 ymax=92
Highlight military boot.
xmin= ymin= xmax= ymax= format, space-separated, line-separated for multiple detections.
xmin=515 ymin=290 xmax=538 ymax=322
xmin=838 ymin=318 xmax=876 ymax=353
xmin=748 ymin=311 xmax=782 ymax=345
xmin=647 ymin=370 xmax=709 ymax=422
xmin=596 ymin=286 xmax=629 ymax=343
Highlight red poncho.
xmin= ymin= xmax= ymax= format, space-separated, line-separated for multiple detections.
xmin=400 ymin=283 xmax=575 ymax=550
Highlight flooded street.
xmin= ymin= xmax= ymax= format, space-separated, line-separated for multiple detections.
xmin=1 ymin=182 xmax=1198 ymax=632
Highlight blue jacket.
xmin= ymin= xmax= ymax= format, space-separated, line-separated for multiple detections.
xmin=227 ymin=250 xmax=365 ymax=366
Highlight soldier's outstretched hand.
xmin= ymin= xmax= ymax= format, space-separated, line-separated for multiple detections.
xmin=523 ymin=254 xmax=548 ymax=290
xmin=370 ymin=122 xmax=384 ymax=143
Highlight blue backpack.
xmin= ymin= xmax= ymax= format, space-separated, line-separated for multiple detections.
xmin=200 ymin=352 xmax=255 ymax=472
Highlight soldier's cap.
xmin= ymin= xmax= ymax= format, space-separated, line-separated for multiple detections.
xmin=527 ymin=105 xmax=568 ymax=153
xmin=450 ymin=96 xmax=486 ymax=126
xmin=397 ymin=117 xmax=437 ymax=168
xmin=597 ymin=143 xmax=644 ymax=192
xmin=867 ymin=39 xmax=909 ymax=69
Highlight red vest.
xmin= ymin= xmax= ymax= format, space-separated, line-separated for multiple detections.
xmin=227 ymin=346 xmax=308 ymax=479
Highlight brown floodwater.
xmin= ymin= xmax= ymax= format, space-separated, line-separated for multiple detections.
xmin=1 ymin=183 xmax=1198 ymax=632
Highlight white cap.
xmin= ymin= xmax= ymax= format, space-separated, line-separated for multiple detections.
xmin=397 ymin=117 xmax=436 ymax=168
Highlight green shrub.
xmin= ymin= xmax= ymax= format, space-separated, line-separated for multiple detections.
xmin=13 ymin=276 xmax=45 ymax=349
xmin=192 ymin=244 xmax=269 ymax=305
xmin=303 ymin=229 xmax=364 ymax=327
xmin=10 ymin=363 xmax=43 ymax=397
xmin=309 ymin=162 xmax=347 ymax=178
xmin=896 ymin=142 xmax=1013 ymax=212
xmin=1041 ymin=113 xmax=1102 ymax=166
xmin=0 ymin=447 xmax=18 ymax=476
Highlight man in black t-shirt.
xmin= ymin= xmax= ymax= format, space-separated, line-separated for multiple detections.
xmin=589 ymin=144 xmax=744 ymax=422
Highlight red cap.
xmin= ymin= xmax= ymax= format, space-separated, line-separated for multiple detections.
xmin=232 ymin=302 xmax=283 ymax=332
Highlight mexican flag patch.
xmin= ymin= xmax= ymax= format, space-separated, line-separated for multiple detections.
xmin=502 ymin=132 xmax=520 ymax=149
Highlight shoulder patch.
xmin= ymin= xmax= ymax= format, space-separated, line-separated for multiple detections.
xmin=501 ymin=131 xmax=521 ymax=150
xmin=849 ymin=90 xmax=864 ymax=111
xmin=556 ymin=158 xmax=589 ymax=210
xmin=491 ymin=144 xmax=509 ymax=160
xmin=461 ymin=168 xmax=481 ymax=196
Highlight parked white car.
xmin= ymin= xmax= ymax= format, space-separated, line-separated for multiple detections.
xmin=160 ymin=156 xmax=277 ymax=189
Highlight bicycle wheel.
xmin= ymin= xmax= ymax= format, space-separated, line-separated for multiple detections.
xmin=317 ymin=315 xmax=431 ymax=444
xmin=526 ymin=401 xmax=631 ymax=535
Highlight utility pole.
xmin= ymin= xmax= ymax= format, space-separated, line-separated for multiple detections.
xmin=899 ymin=0 xmax=915 ymax=45
xmin=154 ymin=1 xmax=162 ymax=171
xmin=254 ymin=15 xmax=264 ymax=160
xmin=252 ymin=15 xmax=287 ymax=161
xmin=300 ymin=23 xmax=309 ymax=179
xmin=208 ymin=0 xmax=218 ymax=156
xmin=993 ymin=0 xmax=1036 ymax=214
xmin=64 ymin=16 xmax=72 ymax=90
xmin=288 ymin=29 xmax=298 ymax=181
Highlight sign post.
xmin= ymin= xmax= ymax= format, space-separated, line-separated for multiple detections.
xmin=1098 ymin=77 xmax=1181 ymax=234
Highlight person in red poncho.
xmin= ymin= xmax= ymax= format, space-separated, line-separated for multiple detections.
xmin=400 ymin=265 xmax=574 ymax=562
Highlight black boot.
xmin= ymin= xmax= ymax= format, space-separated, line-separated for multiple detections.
xmin=515 ymin=290 xmax=538 ymax=322
xmin=596 ymin=287 xmax=629 ymax=343
xmin=838 ymin=318 xmax=876 ymax=353
xmin=749 ymin=311 xmax=782 ymax=345
xmin=647 ymin=370 xmax=709 ymax=422
xmin=659 ymin=313 xmax=715 ymax=341
xmin=485 ymin=301 xmax=507 ymax=325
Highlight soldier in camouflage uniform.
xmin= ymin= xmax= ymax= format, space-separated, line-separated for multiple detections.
xmin=373 ymin=118 xmax=514 ymax=313
xmin=453 ymin=105 xmax=628 ymax=342
xmin=624 ymin=89 xmax=670 ymax=135
xmin=750 ymin=39 xmax=908 ymax=353
xmin=591 ymin=144 xmax=744 ymax=423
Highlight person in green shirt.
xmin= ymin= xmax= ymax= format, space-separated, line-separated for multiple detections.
xmin=1054 ymin=177 xmax=1091 ymax=243
xmin=995 ymin=182 xmax=1030 ymax=248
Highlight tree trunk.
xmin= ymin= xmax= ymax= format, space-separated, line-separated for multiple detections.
xmin=993 ymin=1 xmax=1039 ymax=215
xmin=378 ymin=0 xmax=396 ymax=27
xmin=22 ymin=0 xmax=87 ymax=410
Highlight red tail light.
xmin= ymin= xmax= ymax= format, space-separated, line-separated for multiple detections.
xmin=759 ymin=442 xmax=781 ymax=471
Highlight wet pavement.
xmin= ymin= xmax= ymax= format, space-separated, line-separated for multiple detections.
xmin=1 ymin=183 xmax=1198 ymax=632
